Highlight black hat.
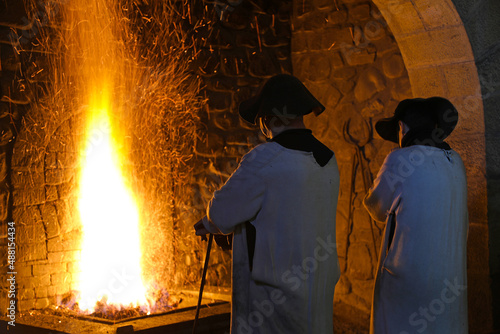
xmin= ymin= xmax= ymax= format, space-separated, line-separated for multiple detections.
xmin=375 ymin=97 xmax=458 ymax=143
xmin=238 ymin=74 xmax=325 ymax=125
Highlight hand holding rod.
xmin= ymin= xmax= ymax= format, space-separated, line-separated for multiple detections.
xmin=192 ymin=233 xmax=214 ymax=334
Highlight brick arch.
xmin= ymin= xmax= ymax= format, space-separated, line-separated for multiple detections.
xmin=368 ymin=0 xmax=490 ymax=330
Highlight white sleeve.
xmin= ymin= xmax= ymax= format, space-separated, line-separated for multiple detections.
xmin=204 ymin=160 xmax=266 ymax=234
xmin=363 ymin=150 xmax=401 ymax=222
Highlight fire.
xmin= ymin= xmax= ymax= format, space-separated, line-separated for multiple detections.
xmin=64 ymin=0 xmax=149 ymax=313
xmin=22 ymin=0 xmax=201 ymax=316
xmin=77 ymin=97 xmax=148 ymax=313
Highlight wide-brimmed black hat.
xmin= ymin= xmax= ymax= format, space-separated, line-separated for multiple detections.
xmin=375 ymin=97 xmax=458 ymax=143
xmin=239 ymin=74 xmax=325 ymax=124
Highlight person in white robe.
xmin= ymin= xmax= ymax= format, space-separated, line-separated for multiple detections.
xmin=364 ymin=97 xmax=468 ymax=334
xmin=194 ymin=74 xmax=341 ymax=334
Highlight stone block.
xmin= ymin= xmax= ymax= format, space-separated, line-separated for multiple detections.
xmin=12 ymin=205 xmax=41 ymax=227
xmin=212 ymin=112 xmax=237 ymax=131
xmin=302 ymin=12 xmax=329 ymax=31
xmin=275 ymin=46 xmax=290 ymax=60
xmin=313 ymin=0 xmax=334 ymax=10
xmin=47 ymin=231 xmax=81 ymax=252
xmin=323 ymin=27 xmax=354 ymax=50
xmin=197 ymin=49 xmax=221 ymax=77
xmin=0 ymin=44 xmax=21 ymax=72
xmin=219 ymin=6 xmax=251 ymax=30
xmin=48 ymin=250 xmax=80 ymax=264
xmin=291 ymin=32 xmax=308 ymax=53
xmin=51 ymin=272 xmax=71 ymax=286
xmin=18 ymin=243 xmax=46 ymax=262
xmin=46 ymin=285 xmax=59 ymax=298
xmin=56 ymin=182 xmax=75 ymax=200
xmin=207 ymin=26 xmax=235 ymax=50
xmin=45 ymin=184 xmax=58 ymax=202
xmin=331 ymin=67 xmax=357 ymax=80
xmin=220 ymin=49 xmax=248 ymax=77
xmin=262 ymin=30 xmax=288 ymax=48
xmin=45 ymin=168 xmax=73 ymax=185
xmin=349 ymin=4 xmax=371 ymax=22
xmin=323 ymin=85 xmax=342 ymax=110
xmin=0 ymin=191 xmax=7 ymax=221
xmin=235 ymin=31 xmax=258 ymax=49
xmin=341 ymin=45 xmax=376 ymax=66
xmin=390 ymin=76 xmax=412 ymax=101
xmin=346 ymin=281 xmax=371 ymax=313
xmin=354 ymin=67 xmax=386 ymax=102
xmin=382 ymin=53 xmax=405 ymax=78
xmin=442 ymin=61 xmax=481 ymax=98
xmin=17 ymin=221 xmax=45 ymax=244
xmin=11 ymin=170 xmax=44 ymax=190
xmin=33 ymin=263 xmax=65 ymax=277
xmin=294 ymin=0 xmax=315 ymax=17
xmin=19 ymin=287 xmax=35 ymax=301
xmin=67 ymin=261 xmax=78 ymax=274
xmin=16 ymin=265 xmax=32 ymax=277
xmin=308 ymin=32 xmax=323 ymax=51
xmin=35 ymin=286 xmax=48 ymax=298
xmin=412 ymin=0 xmax=460 ymax=30
xmin=205 ymin=89 xmax=232 ymax=111
xmin=341 ymin=0 xmax=370 ymax=3
xmin=19 ymin=275 xmax=50 ymax=290
xmin=39 ymin=203 xmax=60 ymax=238
xmin=57 ymin=200 xmax=81 ymax=234
xmin=12 ymin=187 xmax=44 ymax=206
xmin=18 ymin=299 xmax=36 ymax=312
xmin=398 ymin=27 xmax=474 ymax=69
xmin=327 ymin=9 xmax=348 ymax=25
xmin=273 ymin=20 xmax=291 ymax=39
xmin=378 ymin=1 xmax=425 ymax=37
xmin=247 ymin=48 xmax=281 ymax=77
xmin=407 ymin=66 xmax=447 ymax=97
xmin=195 ymin=132 xmax=225 ymax=157
xmin=35 ymin=298 xmax=50 ymax=310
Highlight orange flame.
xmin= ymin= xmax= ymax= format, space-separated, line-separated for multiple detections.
xmin=77 ymin=95 xmax=147 ymax=313
xmin=64 ymin=0 xmax=148 ymax=313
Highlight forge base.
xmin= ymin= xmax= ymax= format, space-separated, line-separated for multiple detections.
xmin=1 ymin=301 xmax=230 ymax=334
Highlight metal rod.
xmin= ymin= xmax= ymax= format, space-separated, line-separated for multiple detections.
xmin=192 ymin=233 xmax=214 ymax=334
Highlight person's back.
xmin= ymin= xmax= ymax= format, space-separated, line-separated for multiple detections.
xmin=222 ymin=140 xmax=340 ymax=333
xmin=367 ymin=146 xmax=468 ymax=333
xmin=364 ymin=97 xmax=469 ymax=334
xmin=194 ymin=74 xmax=342 ymax=334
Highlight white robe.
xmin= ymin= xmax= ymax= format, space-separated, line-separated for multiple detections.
xmin=202 ymin=141 xmax=341 ymax=333
xmin=363 ymin=146 xmax=468 ymax=334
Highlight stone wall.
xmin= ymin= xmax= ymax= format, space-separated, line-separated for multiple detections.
xmin=291 ymin=0 xmax=411 ymax=325
xmin=182 ymin=0 xmax=293 ymax=288
xmin=0 ymin=0 xmax=43 ymax=313
xmin=0 ymin=1 xmax=83 ymax=312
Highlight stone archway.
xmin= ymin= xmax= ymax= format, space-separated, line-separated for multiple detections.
xmin=291 ymin=0 xmax=490 ymax=331
xmin=371 ymin=0 xmax=490 ymax=331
